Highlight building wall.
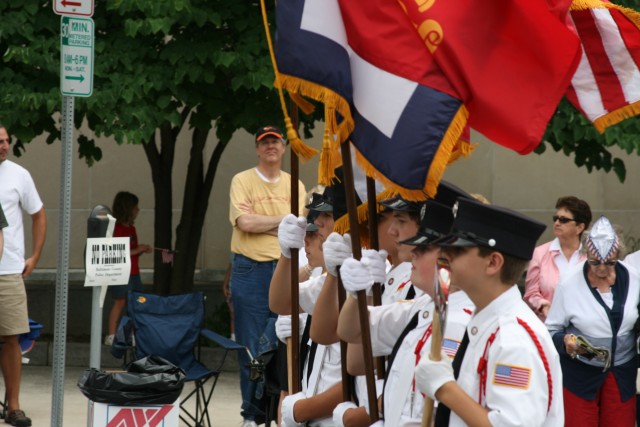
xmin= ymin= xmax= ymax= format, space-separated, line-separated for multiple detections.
xmin=13 ymin=127 xmax=640 ymax=278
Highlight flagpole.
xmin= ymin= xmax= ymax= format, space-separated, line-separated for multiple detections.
xmin=336 ymin=275 xmax=352 ymax=402
xmin=366 ymin=177 xmax=386 ymax=380
xmin=288 ymin=101 xmax=301 ymax=394
xmin=422 ymin=311 xmax=442 ymax=427
xmin=340 ymin=142 xmax=379 ymax=423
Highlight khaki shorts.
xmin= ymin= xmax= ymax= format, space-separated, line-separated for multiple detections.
xmin=0 ymin=274 xmax=30 ymax=336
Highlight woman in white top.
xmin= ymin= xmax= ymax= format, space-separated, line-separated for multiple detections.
xmin=546 ymin=216 xmax=639 ymax=427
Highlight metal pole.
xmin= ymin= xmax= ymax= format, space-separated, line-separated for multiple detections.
xmin=89 ymin=288 xmax=102 ymax=369
xmin=51 ymin=94 xmax=74 ymax=427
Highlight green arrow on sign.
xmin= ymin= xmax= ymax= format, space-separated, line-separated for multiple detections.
xmin=65 ymin=75 xmax=85 ymax=82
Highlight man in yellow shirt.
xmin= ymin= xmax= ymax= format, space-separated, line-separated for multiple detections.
xmin=229 ymin=126 xmax=306 ymax=427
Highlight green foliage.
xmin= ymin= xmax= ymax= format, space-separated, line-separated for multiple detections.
xmin=0 ymin=0 xmax=321 ymax=293
xmin=0 ymin=0 xmax=313 ymax=159
xmin=539 ymin=99 xmax=640 ymax=182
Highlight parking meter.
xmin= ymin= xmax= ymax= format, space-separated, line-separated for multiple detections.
xmin=87 ymin=204 xmax=114 ymax=370
xmin=88 ymin=204 xmax=113 ymax=239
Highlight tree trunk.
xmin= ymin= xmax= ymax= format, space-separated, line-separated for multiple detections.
xmin=144 ymin=123 xmax=177 ymax=295
xmin=171 ymin=128 xmax=228 ymax=293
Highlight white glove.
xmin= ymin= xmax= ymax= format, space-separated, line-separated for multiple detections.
xmin=278 ymin=214 xmax=306 ymax=259
xmin=340 ymin=257 xmax=374 ymax=297
xmin=281 ymin=391 xmax=306 ymax=426
xmin=415 ymin=350 xmax=455 ymax=400
xmin=275 ymin=314 xmax=306 ymax=344
xmin=370 ymin=421 xmax=384 ymax=427
xmin=361 ymin=249 xmax=388 ymax=284
xmin=323 ymin=232 xmax=352 ymax=276
xmin=332 ymin=401 xmax=358 ymax=427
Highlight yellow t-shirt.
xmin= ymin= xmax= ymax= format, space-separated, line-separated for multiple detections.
xmin=229 ymin=168 xmax=306 ymax=261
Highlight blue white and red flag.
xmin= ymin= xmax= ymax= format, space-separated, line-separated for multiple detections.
xmin=275 ymin=0 xmax=468 ymax=200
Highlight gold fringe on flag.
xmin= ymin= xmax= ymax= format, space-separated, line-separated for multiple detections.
xmin=448 ymin=139 xmax=477 ymax=164
xmin=352 ymin=105 xmax=469 ymax=201
xmin=570 ymin=0 xmax=640 ymax=132
xmin=593 ymin=100 xmax=640 ymax=133
xmin=570 ymin=0 xmax=640 ymax=29
xmin=333 ymin=188 xmax=396 ymax=236
xmin=259 ymin=0 xmax=319 ymax=162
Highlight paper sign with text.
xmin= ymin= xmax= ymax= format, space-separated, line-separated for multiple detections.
xmin=84 ymin=237 xmax=131 ymax=287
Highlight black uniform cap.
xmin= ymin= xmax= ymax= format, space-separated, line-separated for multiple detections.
xmin=436 ymin=198 xmax=546 ymax=261
xmin=433 ymin=180 xmax=472 ymax=207
xmin=305 ymin=190 xmax=333 ymax=213
xmin=401 ymin=200 xmax=454 ymax=246
xmin=379 ymin=195 xmax=422 ymax=213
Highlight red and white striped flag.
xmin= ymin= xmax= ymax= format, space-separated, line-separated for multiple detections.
xmin=160 ymin=249 xmax=175 ymax=264
xmin=567 ymin=1 xmax=640 ymax=132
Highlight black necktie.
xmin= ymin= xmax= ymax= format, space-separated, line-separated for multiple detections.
xmin=434 ymin=331 xmax=469 ymax=427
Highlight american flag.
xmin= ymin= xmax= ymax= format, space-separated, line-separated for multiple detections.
xmin=493 ymin=364 xmax=531 ymax=389
xmin=155 ymin=248 xmax=175 ymax=265
xmin=567 ymin=2 xmax=640 ymax=132
xmin=442 ymin=339 xmax=460 ymax=358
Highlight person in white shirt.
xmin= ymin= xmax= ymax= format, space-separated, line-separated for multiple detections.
xmin=415 ymin=198 xmax=562 ymax=427
xmin=337 ymin=198 xmax=474 ymax=426
xmin=0 ymin=125 xmax=47 ymax=427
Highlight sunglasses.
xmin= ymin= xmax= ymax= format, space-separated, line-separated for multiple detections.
xmin=586 ymin=259 xmax=617 ymax=267
xmin=552 ymin=215 xmax=577 ymax=224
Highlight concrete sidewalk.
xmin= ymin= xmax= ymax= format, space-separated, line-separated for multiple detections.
xmin=2 ymin=364 xmax=245 ymax=426
xmin=0 ymin=338 xmax=256 ymax=426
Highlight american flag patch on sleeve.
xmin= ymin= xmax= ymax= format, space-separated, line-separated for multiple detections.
xmin=442 ymin=339 xmax=460 ymax=358
xmin=492 ymin=364 xmax=531 ymax=389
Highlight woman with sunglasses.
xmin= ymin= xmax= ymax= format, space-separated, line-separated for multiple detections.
xmin=524 ymin=196 xmax=592 ymax=320
xmin=546 ymin=216 xmax=639 ymax=426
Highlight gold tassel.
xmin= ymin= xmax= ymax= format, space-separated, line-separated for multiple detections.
xmin=288 ymin=92 xmax=316 ymax=115
xmin=259 ymin=0 xmax=319 ymax=163
xmin=318 ymin=125 xmax=337 ymax=185
xmin=284 ymin=117 xmax=319 ymax=163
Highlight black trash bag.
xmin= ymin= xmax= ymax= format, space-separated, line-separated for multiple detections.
xmin=77 ymin=355 xmax=186 ymax=405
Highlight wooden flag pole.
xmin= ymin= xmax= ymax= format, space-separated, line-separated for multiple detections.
xmin=340 ymin=142 xmax=379 ymax=423
xmin=288 ymin=102 xmax=301 ymax=394
xmin=366 ymin=176 xmax=386 ymax=380
xmin=336 ymin=275 xmax=351 ymax=402
xmin=422 ymin=266 xmax=449 ymax=427
xmin=421 ymin=312 xmax=442 ymax=427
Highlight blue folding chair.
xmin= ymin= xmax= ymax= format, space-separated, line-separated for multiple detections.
xmin=125 ymin=291 xmax=244 ymax=427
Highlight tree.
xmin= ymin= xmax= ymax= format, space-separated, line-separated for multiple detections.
xmin=0 ymin=0 xmax=319 ymax=294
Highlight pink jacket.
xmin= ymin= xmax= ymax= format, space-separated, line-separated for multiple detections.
xmin=524 ymin=240 xmax=586 ymax=321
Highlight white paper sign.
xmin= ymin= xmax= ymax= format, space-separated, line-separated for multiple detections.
xmin=84 ymin=237 xmax=131 ymax=287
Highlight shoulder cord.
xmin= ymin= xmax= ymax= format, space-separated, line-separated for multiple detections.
xmin=413 ymin=323 xmax=433 ymax=394
xmin=476 ymin=318 xmax=552 ymax=412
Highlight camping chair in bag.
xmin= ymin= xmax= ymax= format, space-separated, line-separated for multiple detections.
xmin=126 ymin=291 xmax=244 ymax=427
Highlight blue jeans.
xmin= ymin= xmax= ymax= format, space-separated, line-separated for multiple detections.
xmin=230 ymin=253 xmax=278 ymax=421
